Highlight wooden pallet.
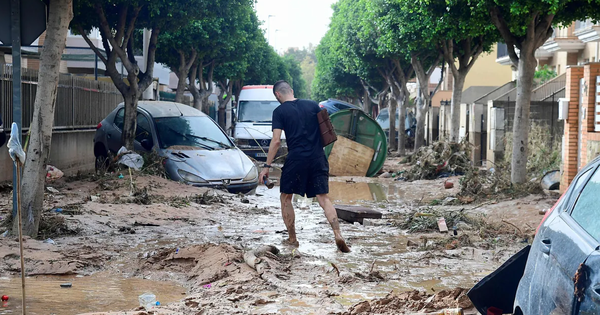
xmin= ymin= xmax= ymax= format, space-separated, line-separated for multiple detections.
xmin=328 ymin=136 xmax=374 ymax=176
xmin=334 ymin=205 xmax=382 ymax=224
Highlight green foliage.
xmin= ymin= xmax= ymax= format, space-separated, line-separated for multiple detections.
xmin=283 ymin=46 xmax=316 ymax=98
xmin=312 ymin=30 xmax=363 ymax=101
xmin=72 ymin=0 xmax=209 ymax=35
xmin=534 ymin=65 xmax=557 ymax=84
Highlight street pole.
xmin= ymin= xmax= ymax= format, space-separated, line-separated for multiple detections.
xmin=11 ymin=0 xmax=21 ymax=220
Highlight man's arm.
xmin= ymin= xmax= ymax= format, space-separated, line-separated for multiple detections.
xmin=266 ymin=129 xmax=282 ymax=166
xmin=259 ymin=128 xmax=282 ymax=182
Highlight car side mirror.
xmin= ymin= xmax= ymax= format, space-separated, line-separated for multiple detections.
xmin=141 ymin=139 xmax=153 ymax=151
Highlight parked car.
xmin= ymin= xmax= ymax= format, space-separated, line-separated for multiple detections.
xmin=375 ymin=108 xmax=416 ymax=148
xmin=469 ymin=156 xmax=600 ymax=314
xmin=318 ymin=99 xmax=363 ymax=115
xmin=94 ymin=101 xmax=259 ymax=194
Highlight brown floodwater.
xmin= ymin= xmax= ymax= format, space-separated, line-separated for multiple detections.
xmin=0 ymin=273 xmax=186 ymax=315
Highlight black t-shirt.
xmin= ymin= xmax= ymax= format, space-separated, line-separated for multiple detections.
xmin=272 ymin=99 xmax=324 ymax=160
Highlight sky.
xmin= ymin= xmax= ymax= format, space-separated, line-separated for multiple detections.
xmin=254 ymin=0 xmax=338 ymax=53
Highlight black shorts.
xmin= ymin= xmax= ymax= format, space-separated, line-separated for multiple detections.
xmin=280 ymin=155 xmax=329 ymax=198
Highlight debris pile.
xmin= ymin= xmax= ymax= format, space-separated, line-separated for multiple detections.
xmin=403 ymin=141 xmax=472 ymax=181
xmin=341 ymin=288 xmax=472 ymax=314
xmin=394 ymin=208 xmax=472 ymax=233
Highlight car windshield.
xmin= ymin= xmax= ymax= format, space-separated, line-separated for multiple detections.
xmin=154 ymin=116 xmax=232 ymax=150
xmin=376 ymin=110 xmax=399 ymax=130
xmin=238 ymin=101 xmax=280 ymax=122
xmin=376 ymin=109 xmax=415 ymax=130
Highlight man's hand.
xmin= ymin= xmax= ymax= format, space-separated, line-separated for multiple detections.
xmin=259 ymin=167 xmax=269 ymax=185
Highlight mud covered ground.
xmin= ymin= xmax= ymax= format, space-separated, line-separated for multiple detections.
xmin=0 ymin=161 xmax=560 ymax=315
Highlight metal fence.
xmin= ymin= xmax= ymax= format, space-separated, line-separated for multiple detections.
xmin=1 ymin=64 xmax=123 ymax=131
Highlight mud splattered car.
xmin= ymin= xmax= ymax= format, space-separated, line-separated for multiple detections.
xmin=469 ymin=156 xmax=600 ymax=314
xmin=94 ymin=101 xmax=259 ymax=194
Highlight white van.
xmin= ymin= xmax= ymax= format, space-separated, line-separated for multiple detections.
xmin=233 ymin=85 xmax=287 ymax=161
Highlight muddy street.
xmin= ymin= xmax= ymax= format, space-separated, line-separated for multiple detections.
xmin=0 ymin=168 xmax=558 ymax=314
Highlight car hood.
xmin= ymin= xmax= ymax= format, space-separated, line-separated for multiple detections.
xmin=163 ymin=147 xmax=254 ymax=180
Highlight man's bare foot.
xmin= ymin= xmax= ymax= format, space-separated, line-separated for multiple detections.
xmin=335 ymin=238 xmax=351 ymax=253
xmin=282 ymin=238 xmax=299 ymax=247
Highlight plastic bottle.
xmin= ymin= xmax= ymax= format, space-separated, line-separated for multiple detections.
xmin=138 ymin=292 xmax=157 ymax=309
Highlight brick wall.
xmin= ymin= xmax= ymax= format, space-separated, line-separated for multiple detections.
xmin=562 ymin=66 xmax=583 ymax=191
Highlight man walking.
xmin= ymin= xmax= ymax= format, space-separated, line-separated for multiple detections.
xmin=259 ymin=81 xmax=350 ymax=253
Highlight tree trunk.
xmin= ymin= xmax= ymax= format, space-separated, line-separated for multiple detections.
xmin=201 ymin=92 xmax=211 ymax=115
xmin=388 ymin=95 xmax=397 ymax=152
xmin=122 ymin=69 xmax=140 ymax=150
xmin=174 ymin=69 xmax=187 ymax=103
xmin=449 ymin=73 xmax=466 ymax=142
xmin=218 ymin=81 xmax=234 ymax=130
xmin=397 ymin=91 xmax=406 ymax=155
xmin=363 ymin=88 xmax=372 ymax=116
xmin=15 ymin=0 xmax=73 ymax=237
xmin=415 ymin=85 xmax=427 ymax=150
xmin=511 ymin=48 xmax=536 ymax=184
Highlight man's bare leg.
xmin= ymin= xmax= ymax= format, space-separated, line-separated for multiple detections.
xmin=280 ymin=193 xmax=299 ymax=247
xmin=316 ymin=194 xmax=351 ymax=253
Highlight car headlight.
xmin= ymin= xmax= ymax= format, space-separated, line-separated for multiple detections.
xmin=178 ymin=170 xmax=208 ymax=183
xmin=243 ymin=166 xmax=258 ymax=182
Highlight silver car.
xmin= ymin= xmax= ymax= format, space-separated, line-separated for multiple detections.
xmin=93 ymin=101 xmax=259 ymax=194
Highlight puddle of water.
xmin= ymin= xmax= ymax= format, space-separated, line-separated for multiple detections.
xmin=0 ymin=273 xmax=186 ymax=315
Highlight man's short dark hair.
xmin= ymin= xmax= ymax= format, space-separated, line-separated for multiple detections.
xmin=273 ymin=80 xmax=293 ymax=95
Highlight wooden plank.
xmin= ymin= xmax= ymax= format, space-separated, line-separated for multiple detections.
xmin=334 ymin=205 xmax=382 ymax=224
xmin=328 ymin=136 xmax=374 ymax=176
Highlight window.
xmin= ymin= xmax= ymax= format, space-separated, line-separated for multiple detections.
xmin=135 ymin=113 xmax=152 ymax=143
xmin=114 ymin=108 xmax=124 ymax=130
xmin=334 ymin=103 xmax=350 ymax=110
xmin=564 ymin=168 xmax=592 ymax=211
xmin=237 ymin=101 xmax=280 ymax=122
xmin=571 ymin=167 xmax=600 ymax=241
xmin=154 ymin=116 xmax=232 ymax=150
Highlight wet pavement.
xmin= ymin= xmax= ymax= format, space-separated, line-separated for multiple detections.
xmin=0 ymin=174 xmax=542 ymax=314
xmin=0 ymin=273 xmax=186 ymax=315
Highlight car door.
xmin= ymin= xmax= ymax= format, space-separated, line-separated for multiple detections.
xmin=107 ymin=107 xmax=125 ymax=154
xmin=568 ymin=167 xmax=600 ymax=313
xmin=527 ymin=165 xmax=596 ymax=315
xmin=134 ymin=112 xmax=154 ymax=152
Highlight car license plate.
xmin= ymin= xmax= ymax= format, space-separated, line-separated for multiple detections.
xmin=256 ymin=153 xmax=268 ymax=157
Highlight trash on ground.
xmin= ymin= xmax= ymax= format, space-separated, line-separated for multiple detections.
xmin=334 ymin=205 xmax=382 ymax=224
xmin=46 ymin=165 xmax=64 ymax=181
xmin=540 ymin=170 xmax=560 ymax=190
xmin=44 ymin=238 xmax=56 ymax=245
xmin=437 ymin=218 xmax=449 ymax=233
xmin=139 ymin=292 xmax=157 ymax=309
xmin=444 ymin=181 xmax=454 ymax=189
xmin=467 ymin=246 xmax=530 ymax=314
xmin=46 ymin=187 xmax=60 ymax=194
xmin=403 ymin=141 xmax=471 ymax=181
xmin=60 ymin=282 xmax=72 ymax=288
xmin=117 ymin=146 xmax=144 ymax=170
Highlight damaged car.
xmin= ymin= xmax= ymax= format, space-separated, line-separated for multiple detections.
xmin=469 ymin=156 xmax=600 ymax=314
xmin=94 ymin=101 xmax=259 ymax=194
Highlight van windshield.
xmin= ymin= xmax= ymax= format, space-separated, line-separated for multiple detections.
xmin=238 ymin=101 xmax=280 ymax=122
